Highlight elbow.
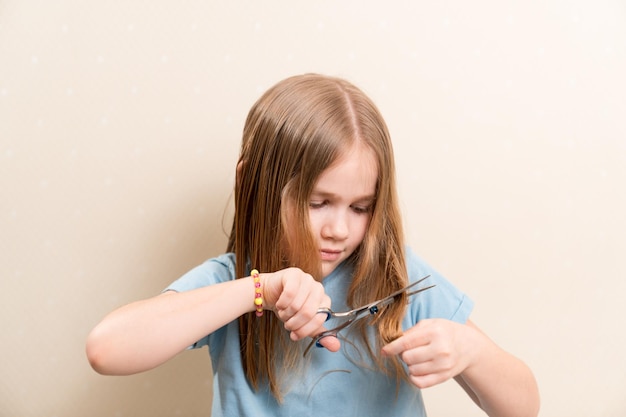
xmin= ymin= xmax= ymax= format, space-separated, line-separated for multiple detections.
xmin=85 ymin=326 xmax=118 ymax=375
xmin=85 ymin=329 xmax=106 ymax=374
xmin=529 ymin=379 xmax=541 ymax=417
xmin=86 ymin=324 xmax=157 ymax=376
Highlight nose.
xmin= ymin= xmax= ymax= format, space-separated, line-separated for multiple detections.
xmin=321 ymin=210 xmax=349 ymax=241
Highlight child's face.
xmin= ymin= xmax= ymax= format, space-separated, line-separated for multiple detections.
xmin=308 ymin=143 xmax=377 ymax=277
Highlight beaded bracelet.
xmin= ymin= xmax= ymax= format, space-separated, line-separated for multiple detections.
xmin=251 ymin=269 xmax=263 ymax=317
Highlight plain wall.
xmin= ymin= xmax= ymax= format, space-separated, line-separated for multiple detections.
xmin=1 ymin=1 xmax=625 ymax=416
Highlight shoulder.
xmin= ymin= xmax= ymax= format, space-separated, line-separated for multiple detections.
xmin=163 ymin=252 xmax=237 ymax=292
xmin=403 ymin=245 xmax=474 ymax=324
xmin=404 ymin=246 xmax=438 ymax=282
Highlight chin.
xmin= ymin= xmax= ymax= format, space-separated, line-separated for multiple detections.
xmin=320 ymin=262 xmax=339 ymax=278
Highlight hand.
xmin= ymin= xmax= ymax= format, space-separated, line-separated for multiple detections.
xmin=261 ymin=267 xmax=341 ymax=352
xmin=381 ymin=318 xmax=478 ymax=388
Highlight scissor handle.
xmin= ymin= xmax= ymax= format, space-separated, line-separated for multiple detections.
xmin=316 ymin=307 xmax=332 ymax=322
xmin=303 ymin=329 xmax=340 ymax=356
xmin=314 ymin=330 xmax=339 ymax=347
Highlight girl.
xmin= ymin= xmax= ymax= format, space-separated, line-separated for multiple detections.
xmin=86 ymin=74 xmax=539 ymax=416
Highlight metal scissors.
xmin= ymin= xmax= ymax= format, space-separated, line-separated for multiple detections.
xmin=303 ymin=275 xmax=435 ymax=356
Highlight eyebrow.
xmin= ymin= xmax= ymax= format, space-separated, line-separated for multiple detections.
xmin=309 ymin=190 xmax=376 ymax=202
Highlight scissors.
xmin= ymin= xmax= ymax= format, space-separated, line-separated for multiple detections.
xmin=303 ymin=275 xmax=435 ymax=356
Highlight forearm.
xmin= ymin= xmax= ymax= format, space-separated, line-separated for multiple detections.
xmin=86 ymin=277 xmax=255 ymax=375
xmin=457 ymin=321 xmax=540 ymax=417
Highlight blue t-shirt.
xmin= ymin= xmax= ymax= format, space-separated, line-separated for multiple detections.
xmin=165 ymin=247 xmax=473 ymax=417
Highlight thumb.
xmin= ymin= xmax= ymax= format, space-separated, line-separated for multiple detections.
xmin=314 ymin=332 xmax=341 ymax=352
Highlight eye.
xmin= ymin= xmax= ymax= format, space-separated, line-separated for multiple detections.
xmin=309 ymin=200 xmax=328 ymax=209
xmin=351 ymin=204 xmax=372 ymax=214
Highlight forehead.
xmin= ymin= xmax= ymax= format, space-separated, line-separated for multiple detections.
xmin=312 ymin=143 xmax=378 ymax=199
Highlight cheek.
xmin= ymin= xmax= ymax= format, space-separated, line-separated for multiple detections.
xmin=307 ymin=210 xmax=323 ymax=234
xmin=352 ymin=215 xmax=371 ymax=241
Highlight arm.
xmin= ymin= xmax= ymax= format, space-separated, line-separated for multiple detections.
xmin=381 ymin=319 xmax=539 ymax=417
xmin=86 ymin=267 xmax=339 ymax=376
xmin=453 ymin=320 xmax=539 ymax=417
xmin=86 ymin=277 xmax=255 ymax=375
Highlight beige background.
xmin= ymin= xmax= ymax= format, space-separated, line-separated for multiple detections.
xmin=1 ymin=1 xmax=625 ymax=416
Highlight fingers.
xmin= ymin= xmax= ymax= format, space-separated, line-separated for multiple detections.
xmin=260 ymin=267 xmax=343 ymax=353
xmin=381 ymin=319 xmax=463 ymax=389
xmin=316 ymin=334 xmax=341 ymax=352
xmin=277 ymin=289 xmax=328 ymax=341
xmin=275 ymin=277 xmax=324 ymax=322
xmin=265 ymin=268 xmax=334 ymax=344
xmin=381 ymin=320 xmax=432 ymax=357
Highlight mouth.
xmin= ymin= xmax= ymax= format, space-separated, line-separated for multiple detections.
xmin=320 ymin=249 xmax=343 ymax=262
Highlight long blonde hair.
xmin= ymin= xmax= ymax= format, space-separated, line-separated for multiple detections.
xmin=227 ymin=74 xmax=408 ymax=399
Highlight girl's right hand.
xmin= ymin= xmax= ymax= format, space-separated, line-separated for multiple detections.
xmin=261 ymin=268 xmax=341 ymax=352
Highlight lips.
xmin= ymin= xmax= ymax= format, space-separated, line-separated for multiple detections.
xmin=320 ymin=249 xmax=343 ymax=262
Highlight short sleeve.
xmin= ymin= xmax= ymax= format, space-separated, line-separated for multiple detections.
xmin=403 ymin=247 xmax=474 ymax=328
xmin=164 ymin=253 xmax=237 ymax=293
xmin=162 ymin=253 xmax=237 ymax=349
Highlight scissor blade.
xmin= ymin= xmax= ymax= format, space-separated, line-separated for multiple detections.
xmin=406 ymin=284 xmax=436 ymax=297
xmin=302 ymin=275 xmax=434 ymax=357
xmin=363 ymin=274 xmax=432 ymax=310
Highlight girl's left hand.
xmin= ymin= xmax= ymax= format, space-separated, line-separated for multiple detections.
xmin=381 ymin=318 xmax=479 ymax=388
